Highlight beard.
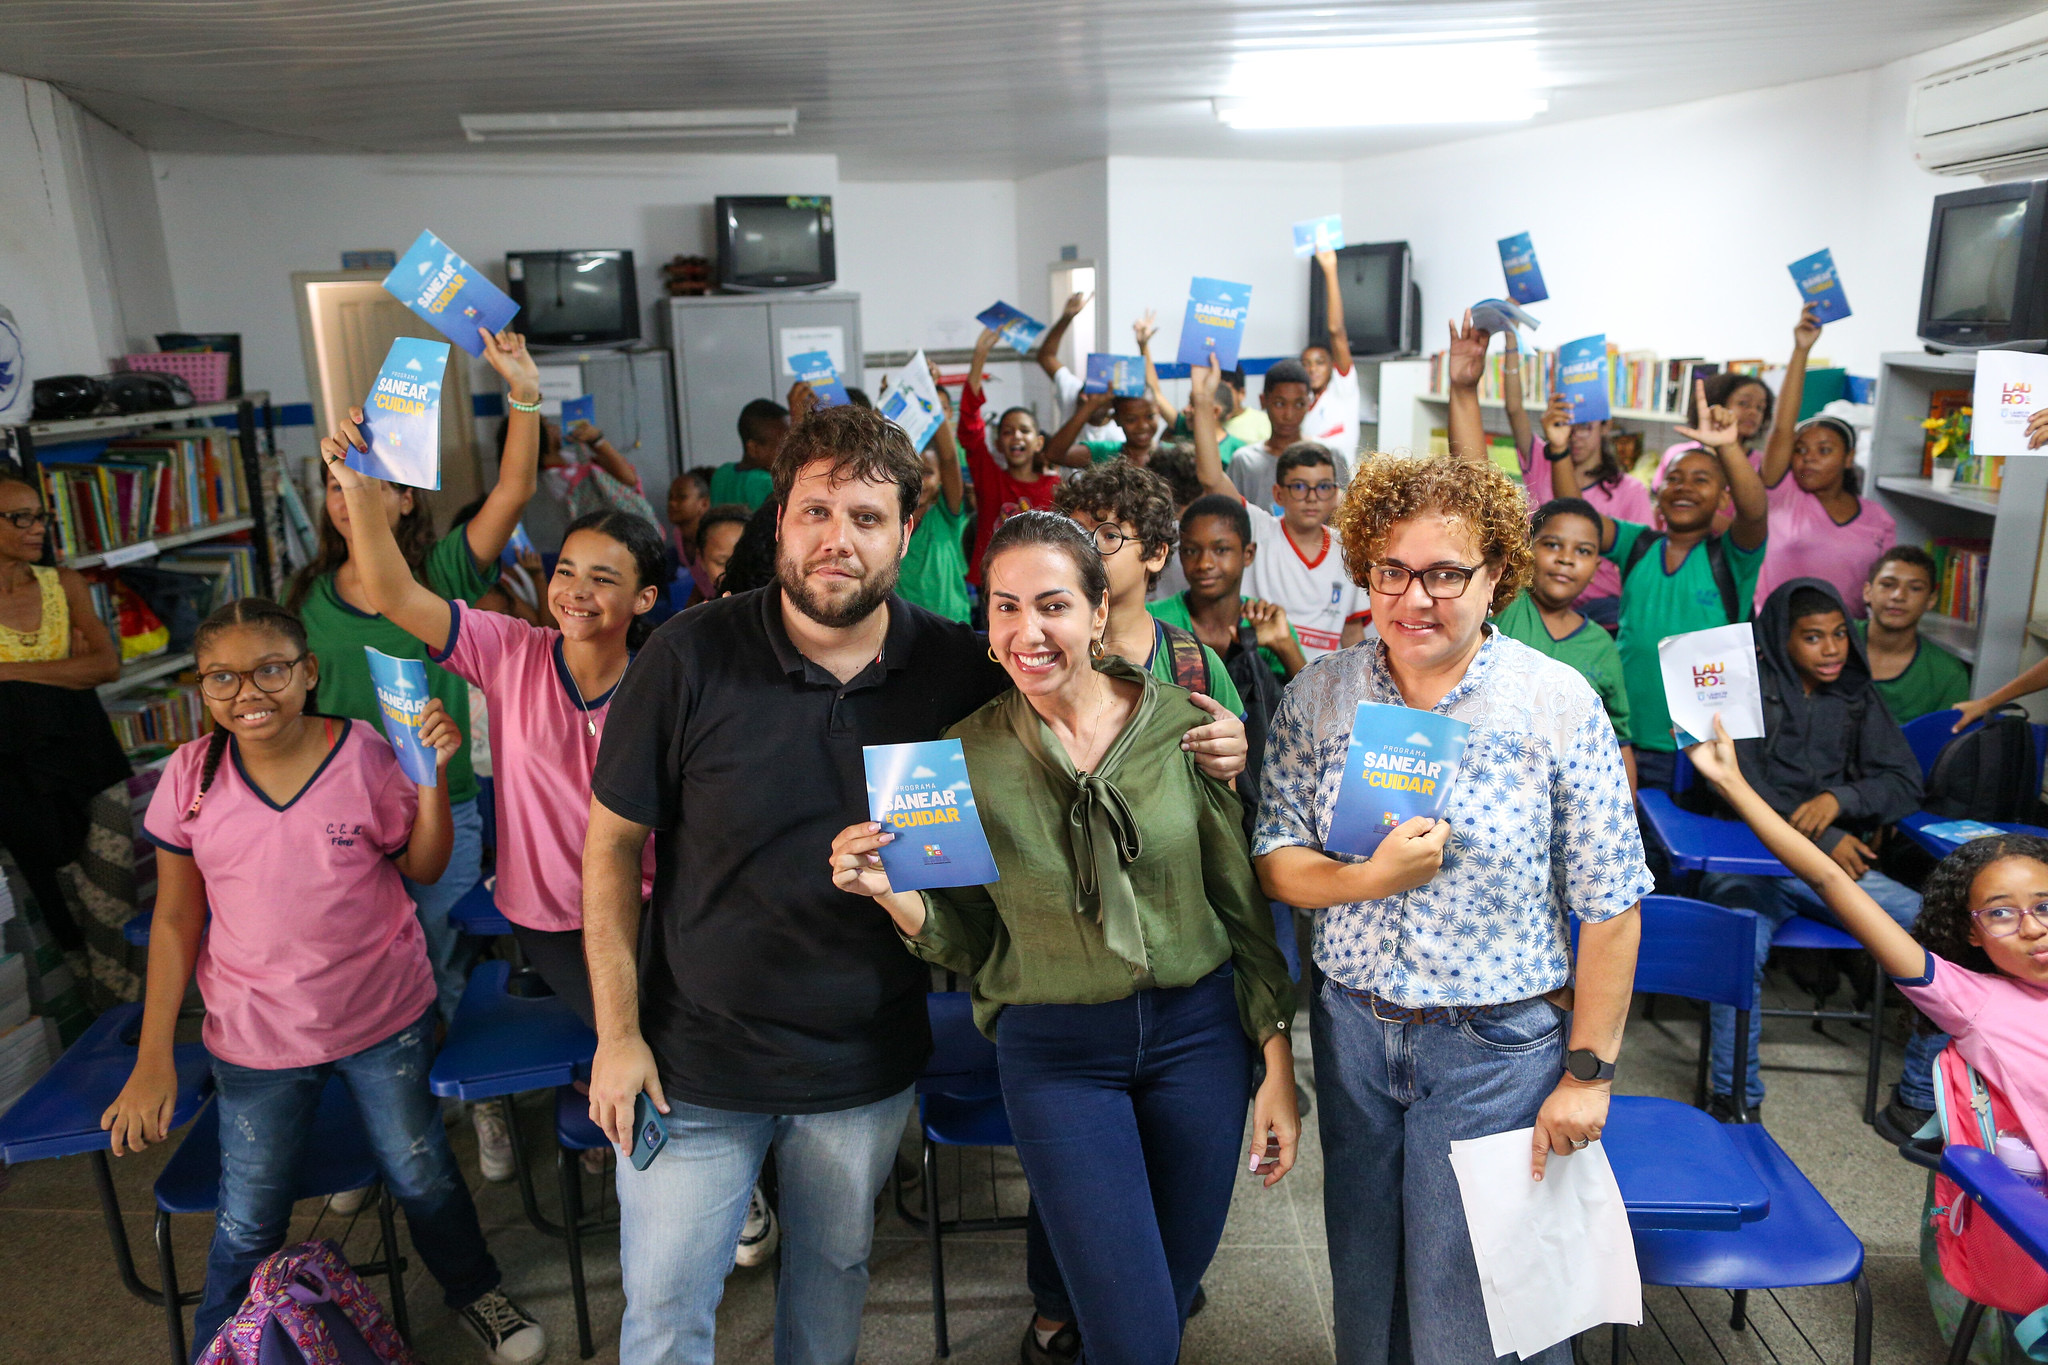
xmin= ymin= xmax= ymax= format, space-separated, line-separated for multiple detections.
xmin=777 ymin=544 xmax=898 ymax=628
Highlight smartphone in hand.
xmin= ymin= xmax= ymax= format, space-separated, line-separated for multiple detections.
xmin=630 ymin=1091 xmax=669 ymax=1171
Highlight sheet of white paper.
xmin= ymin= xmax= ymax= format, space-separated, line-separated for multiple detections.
xmin=1658 ymin=622 xmax=1764 ymax=746
xmin=779 ymin=326 xmax=846 ymax=377
xmin=533 ymin=363 xmax=583 ymax=417
xmin=879 ymin=349 xmax=945 ymax=451
xmin=1448 ymin=1127 xmax=1642 ymax=1359
xmin=1972 ymin=351 xmax=2048 ymax=458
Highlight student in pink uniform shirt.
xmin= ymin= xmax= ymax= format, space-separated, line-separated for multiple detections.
xmin=1509 ymin=373 xmax=1655 ymax=628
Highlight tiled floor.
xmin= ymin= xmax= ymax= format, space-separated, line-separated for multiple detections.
xmin=0 ymin=973 xmax=1959 ymax=1364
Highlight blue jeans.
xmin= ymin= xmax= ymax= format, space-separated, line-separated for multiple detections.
xmin=1315 ymin=980 xmax=1572 ymax=1365
xmin=999 ymin=969 xmax=1252 ymax=1365
xmin=192 ymin=1008 xmax=500 ymax=1357
xmin=615 ymin=1085 xmax=915 ymax=1365
xmin=1702 ymin=870 xmax=1946 ymax=1109
xmin=403 ymin=794 xmax=482 ymax=1025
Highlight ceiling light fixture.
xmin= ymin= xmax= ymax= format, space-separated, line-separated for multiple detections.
xmin=1215 ymin=41 xmax=1548 ymax=129
xmin=459 ymin=109 xmax=797 ymax=143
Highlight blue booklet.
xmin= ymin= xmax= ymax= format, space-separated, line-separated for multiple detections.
xmin=364 ymin=647 xmax=439 ymax=785
xmin=790 ymin=349 xmax=852 ymax=408
xmin=863 ymin=739 xmax=999 ymax=891
xmin=1083 ymin=354 xmax=1144 ymax=397
xmin=1920 ymin=818 xmax=2006 ymax=845
xmin=1497 ymin=232 xmax=1549 ymax=305
xmin=1326 ymin=704 xmax=1472 ymax=857
xmin=976 ymin=301 xmax=1048 ymax=356
xmin=500 ymin=521 xmax=534 ymax=568
xmin=1469 ymin=298 xmax=1540 ymax=338
xmin=1558 ymin=334 xmax=1611 ymax=424
xmin=1175 ymin=277 xmax=1253 ymax=369
xmin=1788 ymin=248 xmax=1851 ymax=324
xmin=1292 ymin=214 xmax=1345 ymax=258
xmin=351 ymin=337 xmax=448 ymax=490
xmin=558 ymin=394 xmax=595 ymax=434
xmin=382 ymin=230 xmax=519 ymax=357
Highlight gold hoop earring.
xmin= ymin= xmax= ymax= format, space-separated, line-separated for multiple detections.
xmin=988 ymin=645 xmax=1000 ymax=663
xmin=1090 ymin=638 xmax=1107 ymax=661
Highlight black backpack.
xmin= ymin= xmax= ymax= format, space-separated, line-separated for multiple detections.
xmin=1620 ymin=530 xmax=1742 ymax=623
xmin=1925 ymin=704 xmax=2043 ymax=822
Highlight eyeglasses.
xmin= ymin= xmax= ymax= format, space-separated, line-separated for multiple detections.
xmin=1086 ymin=523 xmax=1157 ymax=557
xmin=1971 ymin=902 xmax=2048 ymax=938
xmin=199 ymin=655 xmax=307 ymax=700
xmin=0 ymin=509 xmax=51 ymax=531
xmin=1365 ymin=562 xmax=1485 ymax=600
xmin=1280 ymin=480 xmax=1341 ymax=499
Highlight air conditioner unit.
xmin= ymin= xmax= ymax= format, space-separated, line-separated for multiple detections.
xmin=1911 ymin=39 xmax=2048 ymax=179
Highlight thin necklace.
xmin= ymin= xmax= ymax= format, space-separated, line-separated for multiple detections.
xmin=566 ymin=652 xmax=620 ymax=737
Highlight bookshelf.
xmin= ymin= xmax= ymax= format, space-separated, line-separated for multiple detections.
xmin=4 ymin=393 xmax=275 ymax=702
xmin=1868 ymin=352 xmax=2048 ymax=691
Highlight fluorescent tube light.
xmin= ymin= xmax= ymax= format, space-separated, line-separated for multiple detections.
xmin=1216 ymin=41 xmax=1547 ymax=129
xmin=459 ymin=109 xmax=797 ymax=143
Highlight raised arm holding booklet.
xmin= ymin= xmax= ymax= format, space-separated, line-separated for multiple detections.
xmin=382 ymin=229 xmax=519 ymax=357
xmin=1558 ymin=335 xmax=1611 ymax=424
xmin=1292 ymin=214 xmax=1345 ymax=257
xmin=1326 ymin=704 xmax=1472 ymax=857
xmin=1497 ymin=232 xmax=1549 ymax=305
xmin=365 ymin=647 xmax=439 ymax=785
xmin=1175 ymin=277 xmax=1253 ymax=369
xmin=349 ymin=337 xmax=448 ymax=490
xmin=975 ymin=301 xmax=1048 ymax=355
xmin=1788 ymin=248 xmax=1851 ymax=324
xmin=790 ymin=349 xmax=852 ymax=408
xmin=864 ymin=740 xmax=999 ymax=891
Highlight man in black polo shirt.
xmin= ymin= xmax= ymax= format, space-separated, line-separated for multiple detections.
xmin=583 ymin=406 xmax=1246 ymax=1365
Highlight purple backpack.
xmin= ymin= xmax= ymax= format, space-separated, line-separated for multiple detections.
xmin=197 ymin=1241 xmax=417 ymax=1365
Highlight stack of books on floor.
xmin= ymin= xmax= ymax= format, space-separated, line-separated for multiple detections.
xmin=36 ymin=429 xmax=250 ymax=561
xmin=0 ymin=867 xmax=58 ymax=1123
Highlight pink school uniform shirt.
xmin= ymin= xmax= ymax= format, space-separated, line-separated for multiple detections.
xmin=1523 ymin=441 xmax=1655 ymax=601
xmin=142 ymin=721 xmax=435 ymax=1069
xmin=432 ymin=602 xmax=654 ymax=932
xmin=1895 ymin=952 xmax=2048 ymax=1158
xmin=1752 ymin=475 xmax=1895 ymax=616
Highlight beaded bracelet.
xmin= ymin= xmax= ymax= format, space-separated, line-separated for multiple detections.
xmin=508 ymin=395 xmax=543 ymax=413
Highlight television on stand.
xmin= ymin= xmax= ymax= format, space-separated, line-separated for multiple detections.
xmin=714 ymin=195 xmax=836 ymax=292
xmin=1310 ymin=241 xmax=1419 ymax=360
xmin=506 ymin=250 xmax=641 ymax=348
xmin=1918 ymin=180 xmax=2048 ymax=351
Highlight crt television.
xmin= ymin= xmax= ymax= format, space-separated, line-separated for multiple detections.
xmin=1918 ymin=180 xmax=2048 ymax=350
xmin=715 ymin=195 xmax=836 ymax=292
xmin=506 ymin=250 xmax=640 ymax=347
xmin=1309 ymin=241 xmax=1420 ymax=359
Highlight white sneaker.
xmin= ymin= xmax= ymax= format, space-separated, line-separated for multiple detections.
xmin=327 ymin=1185 xmax=371 ymax=1216
xmin=473 ymin=1100 xmax=516 ymax=1183
xmin=733 ymin=1185 xmax=779 ymax=1267
xmin=458 ymin=1288 xmax=548 ymax=1364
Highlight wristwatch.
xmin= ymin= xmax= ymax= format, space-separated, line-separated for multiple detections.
xmin=1563 ymin=1049 xmax=1616 ymax=1083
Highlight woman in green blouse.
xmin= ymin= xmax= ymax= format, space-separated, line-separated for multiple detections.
xmin=831 ymin=510 xmax=1296 ymax=1365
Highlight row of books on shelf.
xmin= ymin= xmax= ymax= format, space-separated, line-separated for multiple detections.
xmin=1929 ymin=538 xmax=1991 ymax=625
xmin=1426 ymin=347 xmax=1786 ymax=416
xmin=37 ymin=429 xmax=250 ymax=561
xmin=105 ymin=683 xmax=210 ymax=757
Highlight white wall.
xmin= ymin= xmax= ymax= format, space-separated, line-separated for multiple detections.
xmin=1339 ymin=7 xmax=2048 ymax=378
xmin=151 ymin=151 xmax=840 ymax=405
xmin=834 ymin=179 xmax=1016 ymax=356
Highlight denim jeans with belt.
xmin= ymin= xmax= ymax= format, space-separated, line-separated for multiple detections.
xmin=998 ymin=967 xmax=1252 ymax=1365
xmin=1314 ymin=977 xmax=1572 ymax=1365
xmin=615 ymin=1085 xmax=915 ymax=1365
xmin=402 ymin=793 xmax=482 ymax=1026
xmin=192 ymin=1007 xmax=501 ymax=1358
xmin=1701 ymin=869 xmax=1944 ymax=1109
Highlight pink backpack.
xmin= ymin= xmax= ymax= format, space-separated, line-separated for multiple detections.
xmin=197 ymin=1240 xmax=417 ymax=1365
xmin=1930 ymin=1047 xmax=2048 ymax=1325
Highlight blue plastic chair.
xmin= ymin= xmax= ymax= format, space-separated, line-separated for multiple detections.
xmin=150 ymin=1075 xmax=409 ymax=1364
xmin=1600 ymin=895 xmax=1873 ymax=1364
xmin=892 ymin=991 xmax=1028 ymax=1358
xmin=1900 ymin=708 xmax=2048 ymax=790
xmin=448 ymin=875 xmax=513 ymax=937
xmin=552 ymin=1088 xmax=610 ymax=1360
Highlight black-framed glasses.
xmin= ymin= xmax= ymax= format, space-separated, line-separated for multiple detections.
xmin=1365 ymin=562 xmax=1485 ymax=600
xmin=0 ymin=509 xmax=51 ymax=531
xmin=1280 ymin=480 xmax=1341 ymax=499
xmin=1971 ymin=902 xmax=2048 ymax=938
xmin=1087 ymin=523 xmax=1153 ymax=557
xmin=199 ymin=655 xmax=307 ymax=700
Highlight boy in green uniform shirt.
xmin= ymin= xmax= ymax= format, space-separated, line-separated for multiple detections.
xmin=898 ymin=388 xmax=973 ymax=624
xmin=708 ymin=397 xmax=791 ymax=510
xmin=1149 ymin=494 xmax=1307 ymax=683
xmin=1492 ymin=497 xmax=1637 ymax=790
xmin=1858 ymin=545 xmax=1972 ymax=723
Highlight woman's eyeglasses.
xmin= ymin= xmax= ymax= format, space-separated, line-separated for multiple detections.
xmin=199 ymin=656 xmax=307 ymax=700
xmin=1365 ymin=563 xmax=1484 ymax=600
xmin=1 ymin=509 xmax=51 ymax=531
xmin=1970 ymin=902 xmax=2048 ymax=938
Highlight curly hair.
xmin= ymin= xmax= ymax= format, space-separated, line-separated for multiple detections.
xmin=1054 ymin=460 xmax=1179 ymax=591
xmin=1335 ymin=454 xmax=1532 ymax=614
xmin=1912 ymin=834 xmax=2048 ymax=977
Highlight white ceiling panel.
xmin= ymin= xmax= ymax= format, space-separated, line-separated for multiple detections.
xmin=6 ymin=1 xmax=2041 ymax=176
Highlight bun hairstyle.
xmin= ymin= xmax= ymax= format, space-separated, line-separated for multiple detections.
xmin=186 ymin=597 xmax=311 ymax=820
xmin=982 ymin=509 xmax=1109 ymax=610
xmin=561 ymin=509 xmax=669 ymax=648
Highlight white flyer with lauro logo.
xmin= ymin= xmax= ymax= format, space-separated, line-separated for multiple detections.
xmin=1658 ymin=622 xmax=1764 ymax=747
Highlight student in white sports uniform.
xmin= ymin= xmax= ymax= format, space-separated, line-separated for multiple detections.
xmin=1301 ymin=247 xmax=1366 ymax=463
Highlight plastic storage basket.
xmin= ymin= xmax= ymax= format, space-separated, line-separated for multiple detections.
xmin=122 ymin=351 xmax=232 ymax=403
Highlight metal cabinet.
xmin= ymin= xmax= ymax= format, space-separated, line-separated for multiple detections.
xmin=519 ymin=347 xmax=677 ymax=551
xmin=660 ymin=293 xmax=862 ymax=469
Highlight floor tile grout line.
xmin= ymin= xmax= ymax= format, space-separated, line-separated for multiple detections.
xmin=1281 ymin=1163 xmax=1337 ymax=1359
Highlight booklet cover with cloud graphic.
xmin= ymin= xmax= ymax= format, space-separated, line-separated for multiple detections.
xmin=790 ymin=350 xmax=852 ymax=408
xmin=864 ymin=739 xmax=999 ymax=891
xmin=382 ymin=230 xmax=519 ymax=357
xmin=1083 ymin=354 xmax=1145 ymax=397
xmin=559 ymin=394 xmax=595 ymax=432
xmin=1788 ymin=248 xmax=1851 ymax=324
xmin=350 ymin=337 xmax=447 ymax=490
xmin=1326 ymin=703 xmax=1471 ymax=857
xmin=1175 ymin=277 xmax=1253 ymax=369
xmin=1497 ymin=232 xmax=1549 ymax=305
xmin=976 ymin=301 xmax=1048 ymax=356
xmin=1292 ymin=214 xmax=1345 ymax=258
xmin=1558 ymin=334 xmax=1611 ymax=424
xmin=365 ymin=647 xmax=439 ymax=785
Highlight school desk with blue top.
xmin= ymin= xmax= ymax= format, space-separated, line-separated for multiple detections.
xmin=1636 ymin=789 xmax=1786 ymax=879
xmin=1899 ymin=813 xmax=2048 ymax=860
xmin=1604 ymin=1096 xmax=1771 ymax=1231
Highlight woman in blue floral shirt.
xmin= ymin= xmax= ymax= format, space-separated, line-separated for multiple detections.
xmin=1254 ymin=451 xmax=1651 ymax=1365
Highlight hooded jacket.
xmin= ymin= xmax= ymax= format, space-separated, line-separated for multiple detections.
xmin=1731 ymin=577 xmax=1922 ymax=853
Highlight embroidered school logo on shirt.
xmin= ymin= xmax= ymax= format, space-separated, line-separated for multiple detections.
xmin=324 ymin=821 xmax=367 ymax=848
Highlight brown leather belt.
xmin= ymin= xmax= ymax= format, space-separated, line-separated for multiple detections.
xmin=1338 ymin=983 xmax=1575 ymax=1026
